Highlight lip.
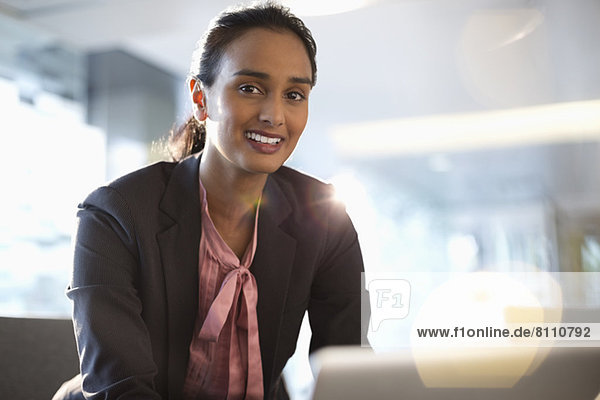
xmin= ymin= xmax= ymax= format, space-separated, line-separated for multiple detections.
xmin=244 ymin=129 xmax=285 ymax=154
xmin=246 ymin=129 xmax=285 ymax=140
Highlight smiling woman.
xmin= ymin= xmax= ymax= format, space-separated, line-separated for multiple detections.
xmin=53 ymin=2 xmax=366 ymax=400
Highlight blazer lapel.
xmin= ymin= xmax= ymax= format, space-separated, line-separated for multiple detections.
xmin=156 ymin=153 xmax=201 ymax=399
xmin=251 ymin=174 xmax=297 ymax=389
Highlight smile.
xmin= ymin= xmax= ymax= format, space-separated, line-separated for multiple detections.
xmin=245 ymin=131 xmax=282 ymax=145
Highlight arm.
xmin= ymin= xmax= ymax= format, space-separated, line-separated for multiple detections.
xmin=67 ymin=186 xmax=161 ymax=399
xmin=307 ymin=196 xmax=369 ymax=353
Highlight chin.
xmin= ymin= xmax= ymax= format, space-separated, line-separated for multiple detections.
xmin=249 ymin=165 xmax=282 ymax=175
xmin=242 ymin=159 xmax=285 ymax=175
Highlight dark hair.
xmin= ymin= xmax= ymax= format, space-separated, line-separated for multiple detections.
xmin=167 ymin=1 xmax=317 ymax=161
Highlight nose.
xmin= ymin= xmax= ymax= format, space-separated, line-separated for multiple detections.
xmin=259 ymin=95 xmax=285 ymax=127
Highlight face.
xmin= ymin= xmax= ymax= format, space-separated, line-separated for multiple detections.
xmin=196 ymin=27 xmax=313 ymax=176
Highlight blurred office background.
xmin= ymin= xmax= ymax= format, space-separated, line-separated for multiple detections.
xmin=1 ymin=0 xmax=599 ymax=397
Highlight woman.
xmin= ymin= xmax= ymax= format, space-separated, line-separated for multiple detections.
xmin=55 ymin=2 xmax=365 ymax=399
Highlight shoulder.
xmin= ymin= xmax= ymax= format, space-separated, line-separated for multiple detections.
xmin=272 ymin=165 xmax=329 ymax=186
xmin=271 ymin=165 xmax=335 ymax=206
xmin=107 ymin=161 xmax=178 ymax=197
xmin=269 ymin=166 xmax=353 ymax=235
xmin=80 ymin=162 xmax=177 ymax=214
xmin=271 ymin=168 xmax=361 ymax=273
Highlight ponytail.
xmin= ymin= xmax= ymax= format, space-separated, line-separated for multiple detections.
xmin=167 ymin=116 xmax=206 ymax=162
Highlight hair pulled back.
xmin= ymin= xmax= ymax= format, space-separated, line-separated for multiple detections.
xmin=167 ymin=1 xmax=317 ymax=161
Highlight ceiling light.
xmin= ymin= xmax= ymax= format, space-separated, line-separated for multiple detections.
xmin=281 ymin=0 xmax=377 ymax=16
xmin=331 ymin=100 xmax=600 ymax=157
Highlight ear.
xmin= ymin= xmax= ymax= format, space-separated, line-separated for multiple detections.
xmin=189 ymin=78 xmax=207 ymax=121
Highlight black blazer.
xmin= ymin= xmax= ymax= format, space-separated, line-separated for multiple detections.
xmin=63 ymin=153 xmax=364 ymax=399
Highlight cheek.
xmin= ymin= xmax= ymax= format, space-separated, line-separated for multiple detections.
xmin=211 ymin=105 xmax=241 ymax=139
xmin=294 ymin=112 xmax=308 ymax=136
xmin=290 ymin=107 xmax=309 ymax=136
xmin=221 ymin=99 xmax=254 ymax=128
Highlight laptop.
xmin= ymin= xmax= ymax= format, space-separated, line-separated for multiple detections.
xmin=309 ymin=345 xmax=600 ymax=400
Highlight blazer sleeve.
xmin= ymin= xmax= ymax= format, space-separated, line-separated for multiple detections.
xmin=67 ymin=186 xmax=161 ymax=399
xmin=307 ymin=193 xmax=368 ymax=353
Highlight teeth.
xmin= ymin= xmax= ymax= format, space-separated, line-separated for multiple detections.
xmin=245 ymin=131 xmax=281 ymax=145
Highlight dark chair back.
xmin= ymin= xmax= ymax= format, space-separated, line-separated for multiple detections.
xmin=0 ymin=317 xmax=79 ymax=400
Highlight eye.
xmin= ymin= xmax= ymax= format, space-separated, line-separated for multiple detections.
xmin=286 ymin=91 xmax=306 ymax=102
xmin=239 ymin=84 xmax=262 ymax=94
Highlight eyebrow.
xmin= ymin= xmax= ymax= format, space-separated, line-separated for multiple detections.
xmin=233 ymin=69 xmax=312 ymax=86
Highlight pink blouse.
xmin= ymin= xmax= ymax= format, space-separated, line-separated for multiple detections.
xmin=182 ymin=177 xmax=263 ymax=400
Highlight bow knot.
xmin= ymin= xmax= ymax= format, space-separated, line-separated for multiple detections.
xmin=198 ymin=267 xmax=257 ymax=342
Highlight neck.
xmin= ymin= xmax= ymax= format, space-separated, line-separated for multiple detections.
xmin=199 ymin=152 xmax=267 ymax=223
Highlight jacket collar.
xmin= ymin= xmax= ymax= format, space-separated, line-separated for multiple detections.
xmin=157 ymin=153 xmax=297 ymax=396
xmin=252 ymin=172 xmax=297 ymax=390
xmin=157 ymin=153 xmax=202 ymax=398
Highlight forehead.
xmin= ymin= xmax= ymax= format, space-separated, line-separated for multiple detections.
xmin=218 ymin=27 xmax=312 ymax=81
